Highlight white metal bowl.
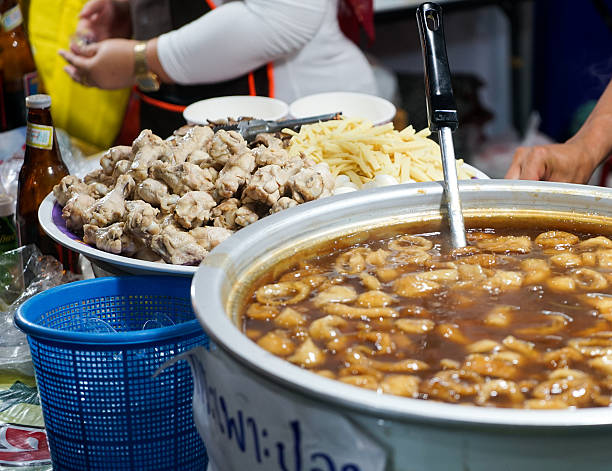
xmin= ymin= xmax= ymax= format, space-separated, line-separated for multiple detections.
xmin=183 ymin=95 xmax=289 ymax=125
xmin=191 ymin=179 xmax=612 ymax=471
xmin=289 ymin=91 xmax=397 ymax=125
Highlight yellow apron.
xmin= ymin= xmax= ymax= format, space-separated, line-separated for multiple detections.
xmin=27 ymin=0 xmax=129 ymax=149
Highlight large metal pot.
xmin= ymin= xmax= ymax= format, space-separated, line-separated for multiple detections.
xmin=191 ymin=180 xmax=612 ymax=471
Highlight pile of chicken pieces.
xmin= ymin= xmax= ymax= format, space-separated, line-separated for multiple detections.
xmin=53 ymin=126 xmax=335 ymax=265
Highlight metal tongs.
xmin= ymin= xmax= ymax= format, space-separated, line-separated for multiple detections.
xmin=212 ymin=112 xmax=342 ymax=143
xmin=417 ymin=2 xmax=466 ymax=248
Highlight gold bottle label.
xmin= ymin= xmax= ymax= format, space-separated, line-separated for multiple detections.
xmin=26 ymin=123 xmax=53 ymax=150
xmin=1 ymin=5 xmax=23 ymax=32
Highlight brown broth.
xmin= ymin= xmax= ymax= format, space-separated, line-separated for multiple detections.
xmin=240 ymin=220 xmax=612 ymax=409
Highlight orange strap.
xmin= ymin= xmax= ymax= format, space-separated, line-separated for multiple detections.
xmin=266 ymin=63 xmax=275 ymax=98
xmin=133 ymin=86 xmax=187 ymax=113
xmin=247 ymin=73 xmax=256 ymax=96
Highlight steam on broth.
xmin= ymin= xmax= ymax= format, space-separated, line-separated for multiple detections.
xmin=241 ymin=217 xmax=612 ymax=409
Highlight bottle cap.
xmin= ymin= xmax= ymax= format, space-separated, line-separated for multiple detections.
xmin=25 ymin=94 xmax=51 ymax=109
xmin=0 ymin=194 xmax=14 ymax=217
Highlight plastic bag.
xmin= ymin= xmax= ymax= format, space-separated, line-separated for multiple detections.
xmin=0 ymin=127 xmax=26 ymax=210
xmin=0 ymin=245 xmax=80 ymax=376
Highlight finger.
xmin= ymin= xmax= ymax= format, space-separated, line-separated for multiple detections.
xmin=63 ymin=65 xmax=90 ymax=86
xmin=517 ymin=150 xmax=546 ymax=181
xmin=59 ymin=49 xmax=90 ymax=70
xmin=79 ymin=0 xmax=105 ymax=18
xmin=504 ymin=149 xmax=529 ymax=179
xmin=70 ymin=41 xmax=99 ymax=57
xmin=504 ymin=160 xmax=521 ymax=180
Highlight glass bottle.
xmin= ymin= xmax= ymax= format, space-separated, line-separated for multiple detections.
xmin=0 ymin=0 xmax=39 ymax=131
xmin=16 ymin=94 xmax=78 ymax=272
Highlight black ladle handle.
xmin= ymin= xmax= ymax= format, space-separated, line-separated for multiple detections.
xmin=416 ymin=2 xmax=458 ymax=132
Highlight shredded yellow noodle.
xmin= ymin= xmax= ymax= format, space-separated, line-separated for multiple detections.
xmin=284 ymin=118 xmax=475 ymax=187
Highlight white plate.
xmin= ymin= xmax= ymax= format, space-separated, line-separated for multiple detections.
xmin=39 ymin=165 xmax=488 ymax=277
xmin=183 ymin=95 xmax=289 ymax=125
xmin=289 ymin=92 xmax=396 ymax=126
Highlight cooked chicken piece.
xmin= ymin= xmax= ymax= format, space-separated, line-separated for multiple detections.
xmin=189 ymin=150 xmax=214 ymax=167
xmin=83 ymin=222 xmax=141 ymax=255
xmin=151 ymin=161 xmax=215 ymax=195
xmin=130 ymin=129 xmax=173 ymax=181
xmin=89 ymin=174 xmax=134 ymax=227
xmin=84 ymin=168 xmax=114 ymax=186
xmin=209 ymin=130 xmax=248 ymax=169
xmin=235 ymin=204 xmax=259 ymax=227
xmin=288 ymin=163 xmax=335 ymax=202
xmin=172 ymin=125 xmax=215 ymax=164
xmin=252 ymin=144 xmax=289 ymax=167
xmin=275 ymin=154 xmax=316 ymax=186
xmin=252 ymin=133 xmax=284 ymax=149
xmin=244 ymin=164 xmax=287 ymax=206
xmin=173 ymin=124 xmax=196 ymax=137
xmin=150 ymin=224 xmax=208 ymax=265
xmin=53 ymin=175 xmax=89 ymax=206
xmin=87 ymin=182 xmax=110 ymax=199
xmin=270 ymin=196 xmax=298 ymax=214
xmin=100 ymin=145 xmax=132 ymax=176
xmin=134 ymin=178 xmax=170 ymax=207
xmin=125 ymin=200 xmax=160 ymax=241
xmin=112 ymin=159 xmax=132 ymax=181
xmin=83 ymin=168 xmax=101 ymax=184
xmin=215 ymin=149 xmax=256 ymax=198
xmin=174 ymin=191 xmax=217 ymax=229
xmin=199 ymin=166 xmax=219 ymax=190
xmin=62 ymin=192 xmax=96 ymax=232
xmin=160 ymin=194 xmax=180 ymax=213
xmin=156 ymin=212 xmax=176 ymax=230
xmin=282 ymin=155 xmax=307 ymax=175
xmin=189 ymin=226 xmax=234 ymax=251
xmin=211 ymin=198 xmax=240 ymax=229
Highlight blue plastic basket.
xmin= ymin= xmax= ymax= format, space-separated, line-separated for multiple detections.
xmin=14 ymin=276 xmax=208 ymax=471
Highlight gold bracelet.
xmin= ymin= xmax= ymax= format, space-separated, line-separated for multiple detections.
xmin=133 ymin=41 xmax=160 ymax=92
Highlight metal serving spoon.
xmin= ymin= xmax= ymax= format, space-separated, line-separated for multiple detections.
xmin=417 ymin=2 xmax=467 ymax=248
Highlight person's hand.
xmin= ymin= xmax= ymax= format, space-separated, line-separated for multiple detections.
xmin=505 ymin=140 xmax=599 ymax=184
xmin=75 ymin=0 xmax=131 ymax=42
xmin=59 ymin=39 xmax=135 ymax=90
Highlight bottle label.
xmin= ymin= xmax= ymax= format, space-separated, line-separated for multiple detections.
xmin=1 ymin=5 xmax=23 ymax=32
xmin=26 ymin=123 xmax=53 ymax=150
xmin=23 ymin=71 xmax=39 ymax=97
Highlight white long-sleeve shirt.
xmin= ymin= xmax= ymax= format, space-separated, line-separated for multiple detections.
xmin=156 ymin=0 xmax=377 ymax=103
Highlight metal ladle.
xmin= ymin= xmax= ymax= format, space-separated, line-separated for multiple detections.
xmin=417 ymin=2 xmax=467 ymax=248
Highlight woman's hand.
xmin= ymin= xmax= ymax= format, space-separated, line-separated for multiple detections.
xmin=506 ymin=81 xmax=612 ymax=184
xmin=505 ymin=140 xmax=599 ymax=184
xmin=76 ymin=0 xmax=131 ymax=42
xmin=59 ymin=39 xmax=135 ymax=89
